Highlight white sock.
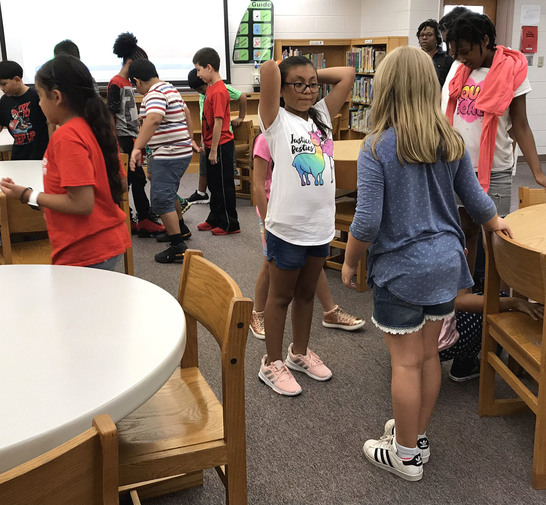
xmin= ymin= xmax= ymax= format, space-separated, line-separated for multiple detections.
xmin=418 ymin=431 xmax=427 ymax=440
xmin=395 ymin=439 xmax=419 ymax=460
xmin=197 ymin=190 xmax=206 ymax=196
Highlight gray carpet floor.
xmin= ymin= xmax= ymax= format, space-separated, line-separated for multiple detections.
xmin=124 ymin=165 xmax=546 ymax=505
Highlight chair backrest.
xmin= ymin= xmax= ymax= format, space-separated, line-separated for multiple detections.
xmin=119 ymin=153 xmax=134 ymax=276
xmin=0 ymin=414 xmax=119 ymax=505
xmin=519 ymin=186 xmax=546 ymax=208
xmin=178 ymin=250 xmax=253 ymax=367
xmin=232 ymin=120 xmax=254 ymax=168
xmin=485 ymin=230 xmax=546 ymax=305
xmin=0 ymin=193 xmax=51 ymax=264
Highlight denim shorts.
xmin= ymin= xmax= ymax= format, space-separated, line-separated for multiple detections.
xmin=150 ymin=155 xmax=191 ymax=214
xmin=372 ymin=284 xmax=455 ymax=335
xmin=265 ymin=230 xmax=330 ymax=270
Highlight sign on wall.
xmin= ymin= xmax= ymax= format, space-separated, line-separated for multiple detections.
xmin=232 ymin=1 xmax=274 ymax=64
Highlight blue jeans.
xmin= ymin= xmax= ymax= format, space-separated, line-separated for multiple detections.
xmin=265 ymin=230 xmax=330 ymax=270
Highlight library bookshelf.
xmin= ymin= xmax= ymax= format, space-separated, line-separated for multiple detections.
xmin=274 ymin=36 xmax=407 ymax=139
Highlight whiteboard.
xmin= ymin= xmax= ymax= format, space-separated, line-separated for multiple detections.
xmin=0 ymin=0 xmax=230 ymax=85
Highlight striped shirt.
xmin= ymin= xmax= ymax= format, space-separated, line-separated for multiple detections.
xmin=140 ymin=81 xmax=192 ymax=159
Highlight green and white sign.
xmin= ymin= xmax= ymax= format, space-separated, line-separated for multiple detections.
xmin=232 ymin=1 xmax=274 ymax=64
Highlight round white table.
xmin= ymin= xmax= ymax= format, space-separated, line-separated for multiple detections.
xmin=0 ymin=159 xmax=44 ymax=190
xmin=0 ymin=265 xmax=186 ymax=473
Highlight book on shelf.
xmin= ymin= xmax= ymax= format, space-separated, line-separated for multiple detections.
xmin=281 ymin=49 xmax=327 ymax=70
xmin=349 ymin=105 xmax=371 ymax=134
xmin=346 ymin=47 xmax=386 ymax=73
xmin=352 ymin=76 xmax=374 ymax=104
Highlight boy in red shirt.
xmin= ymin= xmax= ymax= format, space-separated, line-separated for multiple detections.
xmin=192 ymin=47 xmax=240 ymax=234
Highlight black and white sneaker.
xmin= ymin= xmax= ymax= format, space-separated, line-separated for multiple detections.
xmin=382 ymin=419 xmax=430 ymax=463
xmin=186 ymin=190 xmax=210 ymax=205
xmin=363 ymin=435 xmax=423 ymax=482
xmin=154 ymin=242 xmax=187 ymax=264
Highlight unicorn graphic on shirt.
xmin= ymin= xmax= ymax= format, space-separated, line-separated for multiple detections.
xmin=292 ymin=129 xmax=327 ymax=186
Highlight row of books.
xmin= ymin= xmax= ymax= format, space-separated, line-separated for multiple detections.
xmin=352 ymin=76 xmax=374 ymax=104
xmin=280 ymin=49 xmax=327 ymax=69
xmin=349 ymin=106 xmax=371 ymax=134
xmin=345 ymin=47 xmax=386 ymax=73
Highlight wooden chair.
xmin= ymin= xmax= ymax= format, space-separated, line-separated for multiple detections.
xmin=0 ymin=414 xmax=119 ymax=505
xmin=479 ymin=229 xmax=546 ymax=489
xmin=232 ymin=120 xmax=255 ymax=204
xmin=519 ymin=186 xmax=546 ymax=208
xmin=0 ymin=192 xmax=52 ymax=264
xmin=324 ymin=199 xmax=367 ymax=292
xmin=332 ymin=113 xmax=342 ymax=140
xmin=119 ymin=153 xmax=134 ymax=276
xmin=117 ymin=250 xmax=253 ymax=504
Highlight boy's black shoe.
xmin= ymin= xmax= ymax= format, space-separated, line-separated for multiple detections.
xmin=156 ymin=222 xmax=192 ymax=242
xmin=186 ymin=190 xmax=210 ymax=204
xmin=154 ymin=242 xmax=187 ymax=264
xmin=449 ymin=356 xmax=480 ymax=382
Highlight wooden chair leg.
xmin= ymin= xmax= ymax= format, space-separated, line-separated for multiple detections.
xmin=225 ymin=462 xmax=248 ymax=505
xmin=478 ymin=327 xmax=500 ymax=417
xmin=532 ymin=383 xmax=546 ymax=489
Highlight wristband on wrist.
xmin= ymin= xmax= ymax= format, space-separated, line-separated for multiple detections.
xmin=20 ymin=187 xmax=32 ymax=204
xmin=27 ymin=190 xmax=41 ymax=209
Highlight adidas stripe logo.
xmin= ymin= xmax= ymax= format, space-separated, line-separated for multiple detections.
xmin=374 ymin=448 xmax=393 ymax=467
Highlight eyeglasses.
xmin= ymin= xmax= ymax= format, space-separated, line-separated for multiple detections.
xmin=419 ymin=32 xmax=435 ymax=39
xmin=285 ymin=82 xmax=320 ymax=93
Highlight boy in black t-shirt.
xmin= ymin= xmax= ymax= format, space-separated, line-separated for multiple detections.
xmin=0 ymin=61 xmax=49 ymax=160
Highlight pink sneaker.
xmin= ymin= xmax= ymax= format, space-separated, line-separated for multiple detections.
xmin=285 ymin=343 xmax=332 ymax=381
xmin=258 ymin=356 xmax=302 ymax=396
xmin=322 ymin=305 xmax=365 ymax=331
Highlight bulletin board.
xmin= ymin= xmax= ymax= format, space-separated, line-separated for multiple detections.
xmin=232 ymin=1 xmax=274 ymax=64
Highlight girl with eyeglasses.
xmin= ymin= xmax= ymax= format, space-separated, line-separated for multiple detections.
xmin=257 ymin=56 xmax=354 ymax=396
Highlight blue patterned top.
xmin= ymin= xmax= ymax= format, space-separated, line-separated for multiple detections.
xmin=350 ymin=128 xmax=496 ymax=305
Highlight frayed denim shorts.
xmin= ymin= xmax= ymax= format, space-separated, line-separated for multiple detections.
xmin=372 ymin=284 xmax=455 ymax=335
xmin=265 ymin=230 xmax=329 ymax=270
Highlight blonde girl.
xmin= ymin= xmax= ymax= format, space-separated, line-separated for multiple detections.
xmin=258 ymin=57 xmax=354 ymax=396
xmin=342 ymin=46 xmax=511 ymax=481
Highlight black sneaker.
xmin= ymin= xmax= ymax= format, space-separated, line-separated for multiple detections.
xmin=154 ymin=242 xmax=187 ymax=263
xmin=156 ymin=222 xmax=191 ymax=243
xmin=186 ymin=190 xmax=210 ymax=204
xmin=449 ymin=356 xmax=480 ymax=382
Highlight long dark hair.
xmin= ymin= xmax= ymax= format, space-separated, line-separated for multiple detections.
xmin=279 ymin=56 xmax=331 ymax=137
xmin=36 ymin=55 xmax=123 ymax=205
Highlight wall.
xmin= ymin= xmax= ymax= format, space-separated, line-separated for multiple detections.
xmin=511 ymin=1 xmax=546 ymax=155
xmin=359 ymin=0 xmax=438 ymax=43
xmin=228 ymin=0 xmax=362 ymax=91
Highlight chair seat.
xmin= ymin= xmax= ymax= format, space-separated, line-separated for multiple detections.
xmin=1 ymin=238 xmax=52 ymax=265
xmin=117 ymin=367 xmax=226 ymax=486
xmin=488 ymin=312 xmax=542 ymax=381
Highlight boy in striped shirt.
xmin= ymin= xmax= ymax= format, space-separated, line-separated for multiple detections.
xmin=129 ymin=60 xmax=199 ymax=263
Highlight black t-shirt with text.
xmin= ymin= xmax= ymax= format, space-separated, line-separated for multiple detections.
xmin=0 ymin=87 xmax=49 ymax=160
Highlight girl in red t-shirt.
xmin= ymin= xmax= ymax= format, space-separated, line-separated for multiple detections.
xmin=0 ymin=55 xmax=130 ymax=268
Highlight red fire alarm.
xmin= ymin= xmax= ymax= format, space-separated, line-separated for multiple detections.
xmin=521 ymin=25 xmax=538 ymax=53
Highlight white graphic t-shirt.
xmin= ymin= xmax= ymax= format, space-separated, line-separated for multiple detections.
xmin=260 ymin=99 xmax=335 ymax=246
xmin=441 ymin=61 xmax=531 ymax=172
